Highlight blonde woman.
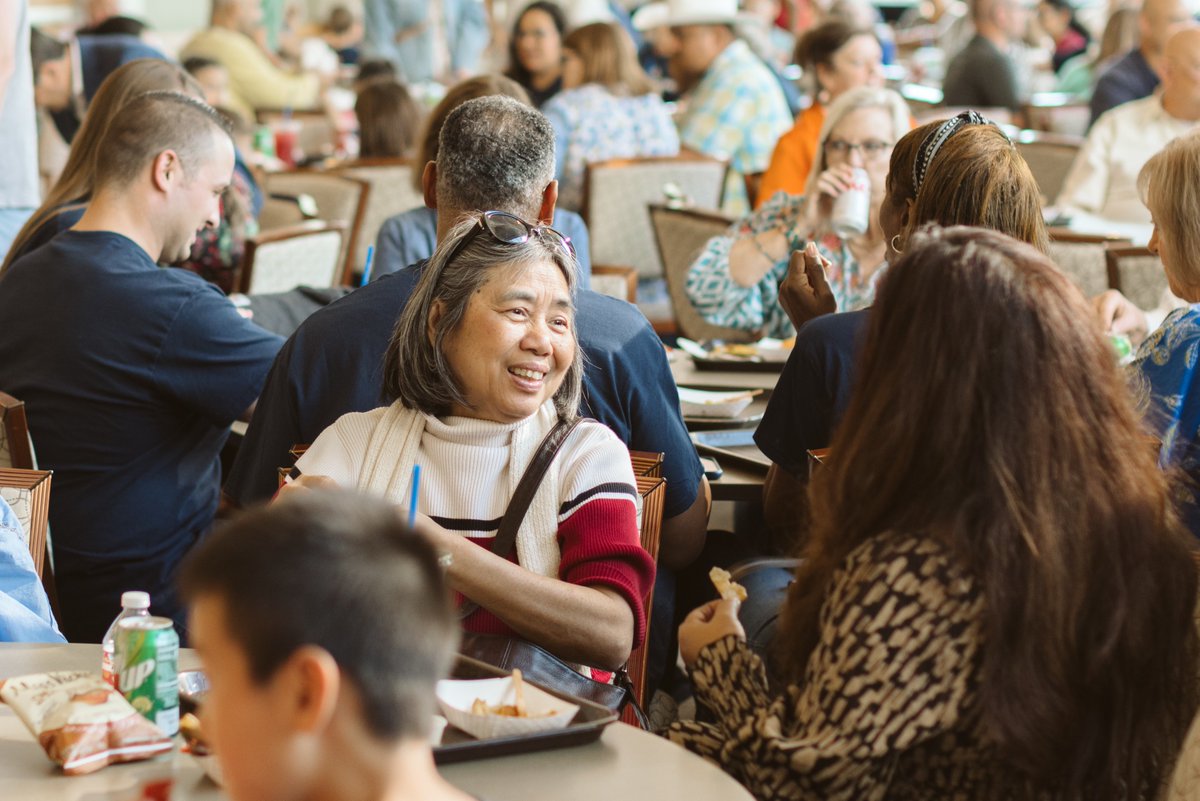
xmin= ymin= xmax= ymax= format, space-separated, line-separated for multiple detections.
xmin=541 ymin=22 xmax=679 ymax=212
xmin=685 ymin=86 xmax=909 ymax=338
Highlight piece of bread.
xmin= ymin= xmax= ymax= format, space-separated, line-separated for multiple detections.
xmin=709 ymin=566 xmax=747 ymax=602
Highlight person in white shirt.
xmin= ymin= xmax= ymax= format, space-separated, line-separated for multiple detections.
xmin=1056 ymin=27 xmax=1200 ymax=226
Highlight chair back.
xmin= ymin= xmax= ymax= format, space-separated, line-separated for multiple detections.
xmin=1106 ymin=246 xmax=1170 ymax=312
xmin=1014 ymin=131 xmax=1082 ymax=204
xmin=583 ymin=155 xmax=728 ymax=279
xmin=332 ymin=158 xmax=426 ymax=275
xmin=0 ymin=468 xmax=52 ymax=578
xmin=262 ymin=171 xmax=370 ymax=280
xmin=590 ymin=265 xmax=638 ymax=303
xmin=1047 ymin=229 xmax=1131 ymax=299
xmin=622 ymin=451 xmax=665 ymax=724
xmin=241 ymin=220 xmax=348 ymax=294
xmin=648 ymin=204 xmax=755 ymax=343
xmin=0 ymin=392 xmax=34 ymax=470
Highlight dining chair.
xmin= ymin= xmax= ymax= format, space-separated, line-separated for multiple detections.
xmin=0 ymin=468 xmax=52 ymax=579
xmin=1046 ymin=229 xmax=1131 ymax=300
xmin=582 ymin=154 xmax=728 ymax=280
xmin=647 ymin=203 xmax=756 ymax=343
xmin=622 ymin=451 xmax=666 ymax=726
xmin=1106 ymin=245 xmax=1171 ymax=313
xmin=1013 ymin=130 xmax=1083 ymax=205
xmin=240 ymin=220 xmax=349 ymax=294
xmin=262 ymin=170 xmax=370 ymax=281
xmin=332 ymin=157 xmax=425 ymax=277
xmin=590 ymin=265 xmax=638 ymax=304
xmin=0 ymin=391 xmax=34 ymax=471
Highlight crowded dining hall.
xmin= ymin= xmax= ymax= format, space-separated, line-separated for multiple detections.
xmin=3 ymin=0 xmax=1200 ymax=798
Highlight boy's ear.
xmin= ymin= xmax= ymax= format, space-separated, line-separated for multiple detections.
xmin=277 ymin=645 xmax=340 ymax=735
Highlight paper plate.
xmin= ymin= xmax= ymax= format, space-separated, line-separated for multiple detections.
xmin=435 ymin=677 xmax=578 ymax=740
xmin=677 ymin=387 xmax=756 ymax=418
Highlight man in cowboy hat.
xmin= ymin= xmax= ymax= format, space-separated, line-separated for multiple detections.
xmin=635 ymin=0 xmax=791 ymax=215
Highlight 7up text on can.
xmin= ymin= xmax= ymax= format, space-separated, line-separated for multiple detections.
xmin=116 ymin=616 xmax=180 ymax=736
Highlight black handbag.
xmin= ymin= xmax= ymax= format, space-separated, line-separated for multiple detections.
xmin=456 ymin=417 xmax=648 ymax=728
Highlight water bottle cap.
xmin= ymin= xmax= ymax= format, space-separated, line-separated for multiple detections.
xmin=121 ymin=591 xmax=150 ymax=609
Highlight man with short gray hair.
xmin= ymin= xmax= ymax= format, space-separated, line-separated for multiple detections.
xmin=227 ymin=94 xmax=709 ymax=693
xmin=0 ymin=91 xmax=283 ymax=642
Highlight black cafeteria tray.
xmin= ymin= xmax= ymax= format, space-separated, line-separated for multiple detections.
xmin=432 ymin=655 xmax=618 ymax=764
xmin=691 ymin=355 xmax=786 ymax=373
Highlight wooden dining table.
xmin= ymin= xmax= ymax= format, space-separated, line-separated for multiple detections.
xmin=0 ymin=643 xmax=754 ymax=801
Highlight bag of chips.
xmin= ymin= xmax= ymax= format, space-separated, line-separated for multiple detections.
xmin=0 ymin=670 xmax=173 ymax=775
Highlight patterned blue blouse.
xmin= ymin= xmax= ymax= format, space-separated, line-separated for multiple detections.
xmin=541 ymin=84 xmax=680 ymax=212
xmin=685 ymin=191 xmax=884 ymax=338
xmin=1133 ymin=305 xmax=1200 ymax=535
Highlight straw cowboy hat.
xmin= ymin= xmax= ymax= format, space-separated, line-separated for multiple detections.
xmin=632 ymin=0 xmax=753 ymax=30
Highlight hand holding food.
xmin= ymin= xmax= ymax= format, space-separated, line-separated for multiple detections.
xmin=779 ymin=243 xmax=837 ymax=331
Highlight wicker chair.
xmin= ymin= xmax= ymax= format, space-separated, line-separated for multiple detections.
xmin=262 ymin=171 xmax=370 ymax=280
xmin=1014 ymin=131 xmax=1083 ymax=205
xmin=583 ymin=155 xmax=727 ymax=279
xmin=1046 ymin=229 xmax=1131 ymax=299
xmin=1106 ymin=246 xmax=1171 ymax=312
xmin=332 ymin=158 xmax=426 ymax=275
xmin=240 ymin=220 xmax=348 ymax=294
xmin=647 ymin=203 xmax=754 ymax=343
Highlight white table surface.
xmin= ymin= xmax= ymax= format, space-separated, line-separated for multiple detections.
xmin=0 ymin=643 xmax=753 ymax=801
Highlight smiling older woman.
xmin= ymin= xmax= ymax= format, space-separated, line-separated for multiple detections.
xmin=286 ymin=211 xmax=655 ymax=672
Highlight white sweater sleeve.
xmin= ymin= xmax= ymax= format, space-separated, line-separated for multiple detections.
xmin=293 ymin=409 xmax=384 ymax=488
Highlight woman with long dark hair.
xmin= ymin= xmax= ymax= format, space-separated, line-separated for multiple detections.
xmin=504 ymin=1 xmax=568 ymax=108
xmin=671 ymin=226 xmax=1199 ymax=799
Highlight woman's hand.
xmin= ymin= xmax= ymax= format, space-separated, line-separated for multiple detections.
xmin=274 ymin=474 xmax=339 ymax=502
xmin=1093 ymin=289 xmax=1148 ymax=344
xmin=779 ymin=242 xmax=837 ymax=330
xmin=802 ymin=163 xmax=860 ymax=229
xmin=678 ymin=598 xmax=745 ymax=669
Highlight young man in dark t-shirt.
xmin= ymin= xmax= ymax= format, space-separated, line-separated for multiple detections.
xmin=941 ymin=0 xmax=1027 ymax=113
xmin=0 ymin=91 xmax=282 ymax=642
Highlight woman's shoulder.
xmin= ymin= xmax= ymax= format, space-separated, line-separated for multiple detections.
xmin=558 ymin=418 xmax=635 ymax=476
xmin=1137 ymin=306 xmax=1200 ymax=369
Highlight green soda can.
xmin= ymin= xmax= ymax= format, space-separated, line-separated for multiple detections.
xmin=116 ymin=616 xmax=180 ymax=736
xmin=253 ymin=125 xmax=275 ymax=159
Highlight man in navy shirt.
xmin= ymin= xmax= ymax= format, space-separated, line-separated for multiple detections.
xmin=0 ymin=91 xmax=283 ymax=642
xmin=1089 ymin=0 xmax=1196 ymax=127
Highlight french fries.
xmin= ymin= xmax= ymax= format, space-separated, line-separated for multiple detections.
xmin=709 ymin=566 xmax=748 ymax=602
xmin=468 ymin=669 xmax=554 ymax=718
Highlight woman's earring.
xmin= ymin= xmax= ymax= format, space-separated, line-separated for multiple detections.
xmin=890 ymin=234 xmax=904 ymax=254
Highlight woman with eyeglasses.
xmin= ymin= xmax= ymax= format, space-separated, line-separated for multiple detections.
xmin=757 ymin=113 xmax=1047 ymax=547
xmin=670 ymin=225 xmax=1200 ymax=801
xmin=282 ymin=212 xmax=654 ymax=674
xmin=754 ymin=21 xmax=886 ymax=210
xmin=685 ymin=86 xmax=908 ymax=338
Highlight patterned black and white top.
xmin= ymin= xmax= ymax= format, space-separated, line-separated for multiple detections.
xmin=666 ymin=531 xmax=1020 ymax=801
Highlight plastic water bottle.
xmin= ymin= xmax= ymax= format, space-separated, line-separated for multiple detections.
xmin=101 ymin=591 xmax=151 ymax=688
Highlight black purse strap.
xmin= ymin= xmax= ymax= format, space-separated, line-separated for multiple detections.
xmin=458 ymin=416 xmax=582 ymax=620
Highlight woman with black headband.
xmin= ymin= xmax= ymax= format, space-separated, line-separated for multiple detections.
xmin=755 ymin=112 xmax=1048 ymax=549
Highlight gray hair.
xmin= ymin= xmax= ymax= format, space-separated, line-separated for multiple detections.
xmin=383 ymin=214 xmax=583 ymax=419
xmin=435 ymin=95 xmax=555 ymax=219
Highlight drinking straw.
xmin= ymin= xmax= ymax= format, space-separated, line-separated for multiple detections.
xmin=408 ymin=464 xmax=421 ymax=527
xmin=360 ymin=245 xmax=375 ymax=286
xmin=1159 ymin=345 xmax=1200 ymax=470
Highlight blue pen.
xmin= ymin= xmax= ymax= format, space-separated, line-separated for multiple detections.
xmin=408 ymin=464 xmax=421 ymax=527
xmin=360 ymin=245 xmax=375 ymax=286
